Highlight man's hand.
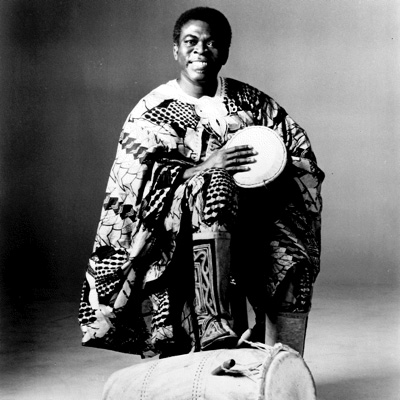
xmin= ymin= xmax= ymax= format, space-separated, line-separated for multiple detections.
xmin=183 ymin=145 xmax=257 ymax=180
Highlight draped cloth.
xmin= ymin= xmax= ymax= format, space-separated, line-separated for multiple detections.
xmin=78 ymin=77 xmax=325 ymax=357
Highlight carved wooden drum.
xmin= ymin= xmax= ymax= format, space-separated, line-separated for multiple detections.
xmin=225 ymin=126 xmax=287 ymax=188
xmin=102 ymin=343 xmax=316 ymax=400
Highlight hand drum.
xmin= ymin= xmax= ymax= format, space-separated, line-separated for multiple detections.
xmin=225 ymin=126 xmax=287 ymax=188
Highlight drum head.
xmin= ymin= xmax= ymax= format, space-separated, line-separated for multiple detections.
xmin=225 ymin=126 xmax=287 ymax=188
xmin=263 ymin=351 xmax=317 ymax=400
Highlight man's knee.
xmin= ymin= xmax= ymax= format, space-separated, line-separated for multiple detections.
xmin=202 ymin=168 xmax=238 ymax=225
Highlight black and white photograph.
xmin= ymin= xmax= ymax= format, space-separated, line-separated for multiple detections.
xmin=0 ymin=1 xmax=399 ymax=399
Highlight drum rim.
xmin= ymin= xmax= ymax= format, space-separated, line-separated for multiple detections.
xmin=260 ymin=350 xmax=317 ymax=400
xmin=225 ymin=126 xmax=287 ymax=188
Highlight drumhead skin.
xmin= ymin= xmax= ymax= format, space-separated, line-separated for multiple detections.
xmin=225 ymin=126 xmax=287 ymax=188
xmin=262 ymin=351 xmax=317 ymax=400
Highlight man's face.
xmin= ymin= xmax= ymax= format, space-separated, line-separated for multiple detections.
xmin=173 ymin=20 xmax=228 ymax=87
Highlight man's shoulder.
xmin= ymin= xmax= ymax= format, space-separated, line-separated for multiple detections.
xmin=223 ymin=77 xmax=275 ymax=105
xmin=128 ymin=80 xmax=178 ymax=116
xmin=224 ymin=77 xmax=259 ymax=92
xmin=140 ymin=80 xmax=177 ymax=104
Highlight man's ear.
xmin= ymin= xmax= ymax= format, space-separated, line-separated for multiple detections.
xmin=221 ymin=48 xmax=229 ymax=66
xmin=173 ymin=43 xmax=178 ymax=61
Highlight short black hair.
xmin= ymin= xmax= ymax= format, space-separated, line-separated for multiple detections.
xmin=173 ymin=7 xmax=232 ymax=49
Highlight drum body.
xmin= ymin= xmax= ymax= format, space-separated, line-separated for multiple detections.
xmin=225 ymin=126 xmax=287 ymax=188
xmin=102 ymin=343 xmax=316 ymax=400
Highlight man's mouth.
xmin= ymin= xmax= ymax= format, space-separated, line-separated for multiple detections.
xmin=190 ymin=61 xmax=208 ymax=69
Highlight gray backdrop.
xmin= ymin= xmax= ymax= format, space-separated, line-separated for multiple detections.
xmin=1 ymin=0 xmax=399 ymax=302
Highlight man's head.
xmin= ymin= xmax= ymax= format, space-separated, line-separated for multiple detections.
xmin=172 ymin=7 xmax=232 ymax=95
xmin=173 ymin=7 xmax=232 ymax=52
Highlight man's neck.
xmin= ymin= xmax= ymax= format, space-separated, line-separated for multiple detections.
xmin=177 ymin=76 xmax=218 ymax=98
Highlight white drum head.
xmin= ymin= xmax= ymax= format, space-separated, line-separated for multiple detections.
xmin=225 ymin=126 xmax=287 ymax=188
xmin=264 ymin=351 xmax=317 ymax=400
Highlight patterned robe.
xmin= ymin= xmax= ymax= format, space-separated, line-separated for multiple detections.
xmin=78 ymin=77 xmax=324 ymax=357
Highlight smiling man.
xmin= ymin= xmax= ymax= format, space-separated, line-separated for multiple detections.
xmin=78 ymin=7 xmax=324 ymax=359
xmin=173 ymin=18 xmax=229 ymax=97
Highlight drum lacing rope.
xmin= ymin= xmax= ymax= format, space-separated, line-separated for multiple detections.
xmin=210 ymin=341 xmax=298 ymax=383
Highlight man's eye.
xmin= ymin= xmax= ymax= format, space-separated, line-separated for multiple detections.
xmin=207 ymin=40 xmax=216 ymax=48
xmin=185 ymin=40 xmax=196 ymax=46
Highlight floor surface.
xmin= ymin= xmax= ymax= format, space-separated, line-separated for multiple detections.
xmin=0 ymin=284 xmax=399 ymax=399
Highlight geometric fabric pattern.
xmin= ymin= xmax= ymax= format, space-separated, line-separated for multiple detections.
xmin=202 ymin=168 xmax=238 ymax=227
xmin=142 ymin=99 xmax=199 ymax=136
xmin=194 ymin=241 xmax=218 ymax=317
xmin=78 ymin=76 xmax=324 ymax=357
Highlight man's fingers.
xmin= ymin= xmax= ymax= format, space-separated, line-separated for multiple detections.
xmin=230 ymin=156 xmax=256 ymax=166
xmin=226 ymin=147 xmax=257 ymax=160
xmin=225 ymin=145 xmax=253 ymax=154
xmin=227 ymin=165 xmax=251 ymax=173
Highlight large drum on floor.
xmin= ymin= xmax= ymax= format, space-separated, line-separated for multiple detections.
xmin=102 ymin=342 xmax=316 ymax=400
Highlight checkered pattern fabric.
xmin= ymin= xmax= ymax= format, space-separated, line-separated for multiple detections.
xmin=78 ymin=77 xmax=324 ymax=356
xmin=142 ymin=99 xmax=199 ymax=135
xmin=202 ymin=168 xmax=238 ymax=226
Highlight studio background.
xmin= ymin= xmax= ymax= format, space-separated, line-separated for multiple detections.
xmin=1 ymin=0 xmax=398 ymax=300
xmin=1 ymin=1 xmax=399 ymax=399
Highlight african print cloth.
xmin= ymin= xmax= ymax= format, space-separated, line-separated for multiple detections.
xmin=78 ymin=77 xmax=325 ymax=357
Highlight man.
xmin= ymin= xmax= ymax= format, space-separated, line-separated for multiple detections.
xmin=78 ymin=7 xmax=324 ymax=358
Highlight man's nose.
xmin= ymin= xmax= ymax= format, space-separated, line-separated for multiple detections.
xmin=194 ymin=41 xmax=207 ymax=54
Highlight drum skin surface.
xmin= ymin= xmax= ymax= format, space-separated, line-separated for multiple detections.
xmin=102 ymin=343 xmax=316 ymax=400
xmin=225 ymin=126 xmax=287 ymax=188
xmin=263 ymin=351 xmax=316 ymax=400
